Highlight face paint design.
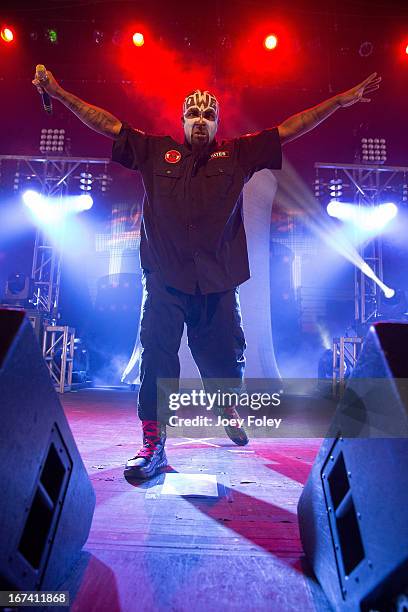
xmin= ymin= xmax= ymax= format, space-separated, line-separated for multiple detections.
xmin=182 ymin=90 xmax=219 ymax=145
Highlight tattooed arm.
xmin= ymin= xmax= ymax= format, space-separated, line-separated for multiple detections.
xmin=278 ymin=72 xmax=381 ymax=145
xmin=32 ymin=68 xmax=122 ymax=139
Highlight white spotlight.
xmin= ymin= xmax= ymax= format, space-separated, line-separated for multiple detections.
xmin=383 ymin=287 xmax=395 ymax=299
xmin=327 ymin=200 xmax=398 ymax=231
xmin=379 ymin=202 xmax=398 ymax=220
xmin=22 ymin=190 xmax=63 ymax=225
xmin=22 ymin=190 xmax=42 ymax=207
xmin=76 ymin=194 xmax=93 ymax=211
xmin=327 ymin=200 xmax=354 ymax=222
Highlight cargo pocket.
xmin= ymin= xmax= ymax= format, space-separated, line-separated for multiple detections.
xmin=204 ymin=163 xmax=234 ymax=201
xmin=153 ymin=165 xmax=183 ymax=197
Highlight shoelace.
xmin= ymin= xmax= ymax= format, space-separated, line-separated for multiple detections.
xmin=136 ymin=421 xmax=164 ymax=459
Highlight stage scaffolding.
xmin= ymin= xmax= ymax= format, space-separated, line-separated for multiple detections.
xmin=0 ymin=154 xmax=111 ymax=392
xmin=316 ymin=162 xmax=408 ymax=389
xmin=0 ymin=154 xmax=110 ymax=314
xmin=315 ymin=161 xmax=408 ymax=327
xmin=42 ymin=325 xmax=75 ymax=393
xmin=332 ymin=336 xmax=363 ymax=397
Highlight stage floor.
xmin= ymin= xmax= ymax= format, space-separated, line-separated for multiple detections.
xmin=59 ymin=389 xmax=332 ymax=612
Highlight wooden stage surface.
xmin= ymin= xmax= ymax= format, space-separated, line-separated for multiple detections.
xmin=59 ymin=389 xmax=332 ymax=612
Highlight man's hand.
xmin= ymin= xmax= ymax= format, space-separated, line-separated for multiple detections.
xmin=278 ymin=72 xmax=382 ymax=145
xmin=337 ymin=72 xmax=382 ymax=108
xmin=32 ymin=66 xmax=62 ymax=99
xmin=31 ymin=65 xmax=122 ymax=138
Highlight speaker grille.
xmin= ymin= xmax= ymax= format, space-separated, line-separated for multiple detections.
xmin=322 ymin=440 xmax=366 ymax=594
xmin=18 ymin=488 xmax=54 ymax=570
xmin=17 ymin=425 xmax=72 ymax=584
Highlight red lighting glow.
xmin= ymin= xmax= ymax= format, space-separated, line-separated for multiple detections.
xmin=230 ymin=20 xmax=298 ymax=86
xmin=132 ymin=32 xmax=144 ymax=47
xmin=264 ymin=34 xmax=278 ymax=50
xmin=1 ymin=27 xmax=14 ymax=43
xmin=405 ymin=43 xmax=408 ymax=55
xmin=115 ymin=24 xmax=230 ymax=136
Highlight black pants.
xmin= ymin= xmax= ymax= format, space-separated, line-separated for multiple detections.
xmin=138 ymin=271 xmax=246 ymax=421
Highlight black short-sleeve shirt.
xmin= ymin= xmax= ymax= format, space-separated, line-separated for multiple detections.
xmin=112 ymin=124 xmax=281 ymax=294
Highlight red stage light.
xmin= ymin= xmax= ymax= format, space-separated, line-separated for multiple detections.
xmin=264 ymin=34 xmax=278 ymax=50
xmin=405 ymin=43 xmax=408 ymax=55
xmin=132 ymin=32 xmax=144 ymax=47
xmin=1 ymin=27 xmax=14 ymax=43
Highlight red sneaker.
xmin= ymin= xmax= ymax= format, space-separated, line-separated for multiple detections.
xmin=125 ymin=420 xmax=168 ymax=479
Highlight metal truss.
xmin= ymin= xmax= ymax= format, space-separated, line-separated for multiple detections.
xmin=332 ymin=336 xmax=363 ymax=397
xmin=315 ymin=162 xmax=408 ymax=328
xmin=0 ymin=154 xmax=110 ymax=314
xmin=42 ymin=325 xmax=75 ymax=393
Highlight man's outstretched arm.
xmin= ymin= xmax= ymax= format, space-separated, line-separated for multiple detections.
xmin=278 ymin=72 xmax=381 ymax=146
xmin=32 ymin=67 xmax=122 ymax=139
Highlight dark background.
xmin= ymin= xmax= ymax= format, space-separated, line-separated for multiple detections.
xmin=1 ymin=0 xmax=407 ymax=164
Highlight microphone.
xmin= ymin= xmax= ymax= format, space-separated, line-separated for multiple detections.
xmin=36 ymin=64 xmax=53 ymax=114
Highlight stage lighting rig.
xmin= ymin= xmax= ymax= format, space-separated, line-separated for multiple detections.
xmin=315 ymin=159 xmax=408 ymax=326
xmin=264 ymin=34 xmax=278 ymax=50
xmin=326 ymin=200 xmax=398 ymax=232
xmin=93 ymin=30 xmax=104 ymax=45
xmin=314 ymin=177 xmax=322 ymax=198
xmin=329 ymin=178 xmax=343 ymax=201
xmin=75 ymin=194 xmax=93 ymax=211
xmin=313 ymin=170 xmax=348 ymax=206
xmin=100 ymin=173 xmax=112 ymax=193
xmin=132 ymin=32 xmax=144 ymax=47
xmin=40 ymin=128 xmax=66 ymax=153
xmin=80 ymin=171 xmax=93 ymax=192
xmin=402 ymin=178 xmax=407 ymax=203
xmin=1 ymin=27 xmax=14 ymax=43
xmin=13 ymin=164 xmax=21 ymax=192
xmin=4 ymin=273 xmax=33 ymax=307
xmin=1 ymin=152 xmax=111 ymax=315
xmin=361 ymin=137 xmax=387 ymax=164
xmin=46 ymin=28 xmax=58 ymax=44
xmin=22 ymin=190 xmax=94 ymax=222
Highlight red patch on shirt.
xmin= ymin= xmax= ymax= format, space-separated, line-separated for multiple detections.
xmin=210 ymin=151 xmax=230 ymax=159
xmin=165 ymin=150 xmax=182 ymax=163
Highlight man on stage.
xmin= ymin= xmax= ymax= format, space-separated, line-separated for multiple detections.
xmin=33 ymin=67 xmax=380 ymax=479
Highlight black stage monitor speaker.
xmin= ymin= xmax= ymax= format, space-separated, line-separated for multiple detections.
xmin=0 ymin=308 xmax=95 ymax=591
xmin=298 ymin=322 xmax=408 ymax=612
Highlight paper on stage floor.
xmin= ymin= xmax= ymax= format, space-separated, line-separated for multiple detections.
xmin=161 ymin=473 xmax=218 ymax=497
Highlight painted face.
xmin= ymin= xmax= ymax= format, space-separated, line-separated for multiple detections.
xmin=182 ymin=90 xmax=219 ymax=145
